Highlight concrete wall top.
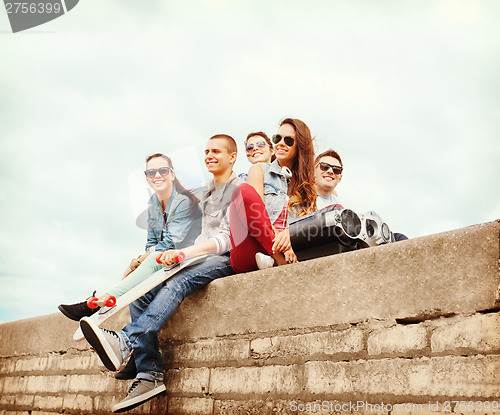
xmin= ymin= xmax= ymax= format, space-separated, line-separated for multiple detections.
xmin=0 ymin=220 xmax=498 ymax=355
xmin=163 ymin=220 xmax=500 ymax=340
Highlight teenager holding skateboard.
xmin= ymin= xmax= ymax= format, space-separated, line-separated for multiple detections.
xmin=58 ymin=154 xmax=202 ymax=321
xmin=79 ymin=135 xmax=242 ymax=413
xmin=229 ymin=118 xmax=317 ymax=272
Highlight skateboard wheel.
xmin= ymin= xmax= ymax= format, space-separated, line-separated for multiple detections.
xmin=87 ymin=297 xmax=99 ymax=309
xmin=103 ymin=295 xmax=116 ymax=307
xmin=175 ymin=252 xmax=185 ymax=262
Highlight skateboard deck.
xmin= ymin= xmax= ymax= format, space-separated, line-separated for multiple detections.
xmin=73 ymin=254 xmax=207 ymax=341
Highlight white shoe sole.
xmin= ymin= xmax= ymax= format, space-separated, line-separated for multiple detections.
xmin=80 ymin=317 xmax=121 ymax=371
xmin=112 ymin=383 xmax=166 ymax=413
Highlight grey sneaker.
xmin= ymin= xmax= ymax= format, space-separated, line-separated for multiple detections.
xmin=80 ymin=317 xmax=124 ymax=371
xmin=113 ymin=378 xmax=166 ymax=413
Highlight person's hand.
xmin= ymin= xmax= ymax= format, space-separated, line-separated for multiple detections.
xmin=272 ymin=228 xmax=292 ymax=254
xmin=283 ymin=248 xmax=297 ymax=264
xmin=158 ymin=250 xmax=182 ymax=266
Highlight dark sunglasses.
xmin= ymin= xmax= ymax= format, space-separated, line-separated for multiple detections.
xmin=144 ymin=167 xmax=172 ymax=178
xmin=246 ymin=140 xmax=269 ymax=153
xmin=272 ymin=134 xmax=295 ymax=147
xmin=317 ymin=162 xmax=343 ymax=175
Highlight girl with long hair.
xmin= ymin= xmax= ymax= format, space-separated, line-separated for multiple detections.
xmin=58 ymin=153 xmax=202 ymax=321
xmin=229 ymin=118 xmax=316 ymax=272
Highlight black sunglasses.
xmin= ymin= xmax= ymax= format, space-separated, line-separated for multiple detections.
xmin=272 ymin=134 xmax=295 ymax=147
xmin=144 ymin=167 xmax=172 ymax=178
xmin=246 ymin=140 xmax=269 ymax=153
xmin=317 ymin=162 xmax=343 ymax=175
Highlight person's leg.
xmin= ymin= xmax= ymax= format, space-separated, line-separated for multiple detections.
xmin=230 ymin=183 xmax=276 ymax=273
xmin=108 ymin=253 xmax=165 ymax=298
xmin=118 ymin=254 xmax=234 ymax=381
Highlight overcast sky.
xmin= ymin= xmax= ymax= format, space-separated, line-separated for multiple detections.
xmin=0 ymin=0 xmax=499 ymax=324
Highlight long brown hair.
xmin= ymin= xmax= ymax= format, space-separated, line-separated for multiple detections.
xmin=145 ymin=153 xmax=199 ymax=211
xmin=280 ymin=118 xmax=317 ymax=217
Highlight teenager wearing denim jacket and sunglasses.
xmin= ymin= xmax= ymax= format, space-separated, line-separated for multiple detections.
xmin=58 ymin=153 xmax=202 ymax=321
xmin=229 ymin=118 xmax=317 ymax=272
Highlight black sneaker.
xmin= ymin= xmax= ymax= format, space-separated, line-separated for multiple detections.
xmin=58 ymin=291 xmax=99 ymax=321
xmin=115 ymin=354 xmax=137 ymax=380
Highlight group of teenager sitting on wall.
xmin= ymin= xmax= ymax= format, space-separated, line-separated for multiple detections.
xmin=58 ymin=117 xmax=400 ymax=413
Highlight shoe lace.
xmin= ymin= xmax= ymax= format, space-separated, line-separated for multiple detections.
xmin=101 ymin=327 xmax=119 ymax=339
xmin=126 ymin=379 xmax=141 ymax=395
xmin=85 ymin=290 xmax=97 ymax=301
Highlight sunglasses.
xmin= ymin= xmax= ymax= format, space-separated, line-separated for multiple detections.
xmin=317 ymin=162 xmax=343 ymax=175
xmin=246 ymin=140 xmax=269 ymax=153
xmin=272 ymin=134 xmax=295 ymax=147
xmin=144 ymin=167 xmax=173 ymax=178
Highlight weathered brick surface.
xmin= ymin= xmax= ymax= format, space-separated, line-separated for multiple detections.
xmin=167 ymin=397 xmax=214 ymax=415
xmin=33 ymin=396 xmax=63 ymax=411
xmin=250 ymin=328 xmax=364 ymax=359
xmin=14 ymin=356 xmax=49 ymax=372
xmin=165 ymin=367 xmax=210 ymax=395
xmin=61 ymin=394 xmax=93 ymax=412
xmin=431 ymin=313 xmax=500 ymax=353
xmin=172 ymin=338 xmax=250 ymax=365
xmin=210 ymin=365 xmax=303 ymax=396
xmin=66 ymin=373 xmax=122 ymax=394
xmin=368 ymin=325 xmax=427 ymax=356
xmin=25 ymin=376 xmax=68 ymax=394
xmin=214 ymin=398 xmax=293 ymax=414
xmin=0 ymin=396 xmax=15 ymax=407
xmin=2 ymin=377 xmax=27 ymax=394
xmin=305 ymin=355 xmax=500 ymax=398
xmin=13 ymin=394 xmax=33 ymax=407
xmin=0 ymin=358 xmax=17 ymax=374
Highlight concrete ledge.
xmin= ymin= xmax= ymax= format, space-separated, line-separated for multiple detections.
xmin=0 ymin=221 xmax=498 ymax=353
xmin=163 ymin=220 xmax=500 ymax=340
xmin=0 ymin=221 xmax=499 ymax=414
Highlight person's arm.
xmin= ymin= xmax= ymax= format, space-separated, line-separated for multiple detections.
xmin=122 ymin=252 xmax=151 ymax=279
xmin=145 ymin=210 xmax=158 ymax=251
xmin=246 ymin=163 xmax=265 ymax=201
xmin=158 ymin=239 xmax=218 ymax=265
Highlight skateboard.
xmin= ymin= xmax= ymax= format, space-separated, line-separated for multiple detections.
xmin=73 ymin=252 xmax=205 ymax=341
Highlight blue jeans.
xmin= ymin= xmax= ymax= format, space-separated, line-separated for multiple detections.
xmin=117 ymin=254 xmax=234 ymax=381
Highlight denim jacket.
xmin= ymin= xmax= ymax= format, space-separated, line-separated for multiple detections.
xmin=146 ymin=188 xmax=202 ymax=252
xmin=261 ymin=160 xmax=289 ymax=224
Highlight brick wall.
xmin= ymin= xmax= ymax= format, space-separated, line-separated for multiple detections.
xmin=1 ymin=221 xmax=499 ymax=415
